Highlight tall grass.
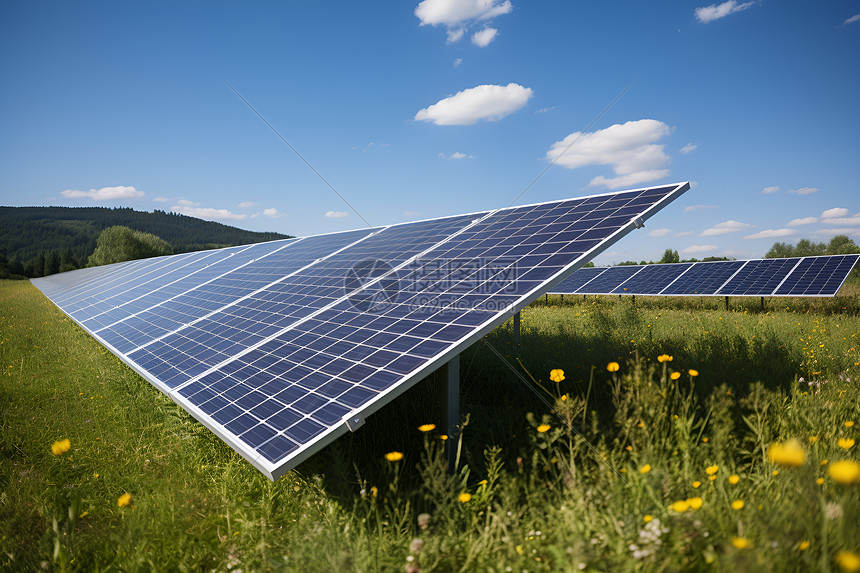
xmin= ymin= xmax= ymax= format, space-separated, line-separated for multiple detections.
xmin=1 ymin=279 xmax=858 ymax=571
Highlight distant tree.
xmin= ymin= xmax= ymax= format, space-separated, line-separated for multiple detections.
xmin=794 ymin=239 xmax=826 ymax=257
xmin=659 ymin=249 xmax=680 ymax=264
xmin=826 ymin=235 xmax=860 ymax=255
xmin=583 ymin=261 xmax=595 ymax=267
xmin=765 ymin=241 xmax=795 ymax=259
xmin=87 ymin=226 xmax=173 ymax=267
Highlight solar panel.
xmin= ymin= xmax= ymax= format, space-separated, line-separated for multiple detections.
xmin=548 ymin=255 xmax=858 ymax=297
xmin=32 ymin=182 xmax=690 ymax=479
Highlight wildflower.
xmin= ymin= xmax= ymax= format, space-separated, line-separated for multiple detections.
xmin=692 ymin=481 xmax=701 ymax=488
xmin=799 ymin=540 xmax=810 ymax=551
xmin=643 ymin=515 xmax=653 ymax=523
xmin=670 ymin=500 xmax=689 ymax=512
xmin=828 ymin=460 xmax=860 ymax=484
xmin=846 ymin=421 xmax=855 ymax=428
xmin=817 ymin=478 xmax=825 ymax=485
xmin=709 ymin=475 xmax=717 ymax=481
xmin=705 ymin=465 xmax=719 ymax=475
xmin=670 ymin=372 xmax=681 ymax=380
xmin=702 ymin=437 xmax=709 ymax=443
xmin=658 ymin=354 xmax=673 ymax=363
xmin=810 ymin=436 xmax=819 ymax=443
xmin=418 ymin=424 xmax=436 ymax=432
xmin=731 ymin=500 xmax=744 ymax=510
xmin=822 ymin=459 xmax=828 ymax=466
xmin=637 ymin=421 xmax=645 ymax=428
xmin=440 ymin=435 xmax=448 ymax=441
xmin=686 ymin=497 xmax=703 ymax=509
xmin=640 ymin=464 xmax=651 ymax=474
xmin=773 ymin=470 xmax=780 ymax=476
xmin=768 ymin=439 xmax=806 ymax=467
xmin=688 ymin=369 xmax=699 ymax=377
xmin=837 ymin=438 xmax=855 ymax=450
xmin=731 ymin=537 xmax=750 ymax=549
xmin=385 ymin=451 xmax=404 ymax=462
xmin=550 ymin=369 xmax=565 ymax=383
xmin=51 ymin=439 xmax=71 ymax=456
xmin=607 ymin=362 xmax=620 ymax=372
xmin=417 ymin=513 xmax=431 ymax=530
xmin=118 ymin=493 xmax=132 ymax=507
xmin=728 ymin=475 xmax=740 ymax=485
xmin=458 ymin=493 xmax=471 ymax=503
xmin=370 ymin=486 xmax=378 ymax=498
xmin=410 ymin=538 xmax=424 ymax=555
xmin=836 ymin=551 xmax=860 ymax=573
xmin=516 ymin=545 xmax=524 ymax=555
xmin=537 ymin=424 xmax=551 ymax=433
xmin=625 ymin=445 xmax=633 ymax=451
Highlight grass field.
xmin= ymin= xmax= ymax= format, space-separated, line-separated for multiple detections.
xmin=2 ymin=278 xmax=859 ymax=572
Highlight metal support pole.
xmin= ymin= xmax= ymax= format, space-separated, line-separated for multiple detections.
xmin=560 ymin=294 xmax=564 ymax=302
xmin=513 ymin=310 xmax=521 ymax=346
xmin=442 ymin=354 xmax=460 ymax=473
xmin=632 ymin=294 xmax=635 ymax=306
xmin=724 ymin=296 xmax=729 ymax=311
xmin=761 ymin=296 xmax=764 ymax=311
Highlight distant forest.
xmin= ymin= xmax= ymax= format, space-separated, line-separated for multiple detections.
xmin=0 ymin=206 xmax=291 ymax=279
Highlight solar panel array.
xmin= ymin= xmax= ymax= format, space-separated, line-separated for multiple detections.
xmin=550 ymin=255 xmax=859 ymax=297
xmin=32 ymin=182 xmax=689 ymax=479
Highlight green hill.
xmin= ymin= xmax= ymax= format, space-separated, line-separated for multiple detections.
xmin=0 ymin=206 xmax=291 ymax=278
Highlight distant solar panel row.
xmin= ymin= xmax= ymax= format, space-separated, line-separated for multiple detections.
xmin=549 ymin=255 xmax=859 ymax=297
xmin=32 ymin=183 xmax=689 ymax=479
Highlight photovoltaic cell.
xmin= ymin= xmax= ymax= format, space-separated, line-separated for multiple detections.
xmin=660 ymin=260 xmax=745 ymax=295
xmin=611 ymin=263 xmax=689 ymax=294
xmin=32 ymin=183 xmax=690 ymax=479
xmin=575 ymin=265 xmax=643 ymax=294
xmin=715 ymin=258 xmax=800 ymax=296
xmin=773 ymin=255 xmax=859 ymax=296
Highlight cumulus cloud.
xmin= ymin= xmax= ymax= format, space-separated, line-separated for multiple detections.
xmin=415 ymin=83 xmax=533 ymax=126
xmin=171 ymin=204 xmax=248 ymax=221
xmin=61 ymin=185 xmax=144 ymax=200
xmin=175 ymin=198 xmax=200 ymax=207
xmin=845 ymin=14 xmax=860 ymax=25
xmin=153 ymin=196 xmax=169 ymax=203
xmin=821 ymin=207 xmax=849 ymax=219
xmin=701 ymin=220 xmax=753 ymax=236
xmin=648 ymin=228 xmax=672 ymax=237
xmin=415 ymin=0 xmax=512 ymax=44
xmin=546 ymin=119 xmax=672 ymax=189
xmin=683 ymin=204 xmax=718 ymax=213
xmin=682 ymin=245 xmax=718 ymax=254
xmin=679 ymin=143 xmax=698 ymax=154
xmin=264 ymin=208 xmax=286 ymax=218
xmin=675 ymin=231 xmax=695 ymax=237
xmin=821 ymin=209 xmax=860 ymax=226
xmin=238 ymin=201 xmax=258 ymax=208
xmin=787 ymin=216 xmax=818 ymax=226
xmin=815 ymin=228 xmax=860 ymax=236
xmin=438 ymin=151 xmax=474 ymax=159
xmin=325 ymin=211 xmax=349 ymax=219
xmin=787 ymin=187 xmax=818 ymax=195
xmin=743 ymin=228 xmax=796 ymax=240
xmin=695 ymin=1 xmax=754 ymax=23
xmin=762 ymin=186 xmax=779 ymax=194
xmin=471 ymin=27 xmax=498 ymax=47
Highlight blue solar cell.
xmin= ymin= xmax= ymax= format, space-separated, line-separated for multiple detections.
xmin=716 ymin=259 xmax=801 ymax=295
xmin=611 ymin=264 xmax=689 ymax=294
xmin=659 ymin=260 xmax=745 ymax=295
xmin=774 ymin=255 xmax=859 ymax=296
xmin=550 ymin=267 xmax=608 ymax=294
xmin=575 ymin=266 xmax=643 ymax=294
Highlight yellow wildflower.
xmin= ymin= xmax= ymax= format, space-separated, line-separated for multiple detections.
xmin=828 ymin=460 xmax=860 ymax=484
xmin=836 ymin=551 xmax=860 ymax=573
xmin=549 ymin=369 xmax=565 ymax=383
xmin=705 ymin=464 xmax=719 ymax=475
xmin=731 ymin=500 xmax=744 ymax=510
xmin=440 ymin=435 xmax=448 ymax=441
xmin=817 ymin=478 xmax=825 ymax=485
xmin=458 ymin=493 xmax=471 ymax=503
xmin=418 ymin=424 xmax=436 ymax=432
xmin=51 ymin=439 xmax=71 ymax=456
xmin=643 ymin=515 xmax=653 ymax=523
xmin=692 ymin=481 xmax=701 ymax=488
xmin=702 ymin=437 xmax=709 ymax=443
xmin=731 ymin=537 xmax=750 ymax=549
xmin=384 ymin=451 xmax=404 ymax=462
xmin=799 ymin=540 xmax=810 ymax=551
xmin=837 ymin=438 xmax=855 ymax=450
xmin=370 ymin=486 xmax=378 ymax=498
xmin=658 ymin=354 xmax=673 ymax=363
xmin=709 ymin=475 xmax=717 ymax=481
xmin=845 ymin=421 xmax=855 ymax=428
xmin=537 ymin=424 xmax=551 ymax=433
xmin=117 ymin=493 xmax=132 ymax=507
xmin=768 ymin=439 xmax=806 ymax=467
xmin=688 ymin=369 xmax=699 ymax=377
xmin=728 ymin=475 xmax=740 ymax=485
xmin=686 ymin=497 xmax=703 ymax=509
xmin=607 ymin=362 xmax=620 ymax=372
xmin=670 ymin=500 xmax=689 ymax=512
xmin=640 ymin=464 xmax=651 ymax=474
xmin=670 ymin=372 xmax=681 ymax=380
xmin=809 ymin=436 xmax=819 ymax=443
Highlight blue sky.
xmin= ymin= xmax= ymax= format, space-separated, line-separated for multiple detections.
xmin=1 ymin=1 xmax=858 ymax=265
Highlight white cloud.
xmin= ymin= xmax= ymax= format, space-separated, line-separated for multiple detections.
xmin=815 ymin=228 xmax=860 ymax=236
xmin=682 ymin=245 xmax=718 ymax=254
xmin=264 ymin=208 xmax=285 ymax=218
xmin=171 ymin=204 xmax=248 ymax=221
xmin=695 ymin=1 xmax=754 ymax=23
xmin=415 ymin=83 xmax=533 ymax=126
xmin=547 ymin=120 xmax=673 ymax=189
xmin=845 ymin=14 xmax=860 ymax=25
xmin=447 ymin=27 xmax=465 ymax=42
xmin=822 ymin=214 xmax=860 ymax=226
xmin=535 ymin=106 xmax=555 ymax=114
xmin=175 ymin=198 xmax=200 ymax=207
xmin=701 ymin=220 xmax=753 ymax=236
xmin=439 ymin=151 xmax=474 ymax=159
xmin=471 ymin=27 xmax=498 ymax=47
xmin=238 ymin=201 xmax=258 ymax=208
xmin=762 ymin=186 xmax=780 ymax=194
xmin=648 ymin=228 xmax=672 ymax=237
xmin=787 ymin=216 xmax=818 ymax=226
xmin=675 ymin=231 xmax=694 ymax=237
xmin=787 ymin=186 xmax=818 ymax=195
xmin=415 ymin=0 xmax=512 ymax=27
xmin=453 ymin=57 xmax=463 ymax=67
xmin=61 ymin=185 xmax=144 ymax=200
xmin=683 ymin=204 xmax=718 ymax=213
xmin=821 ymin=207 xmax=849 ymax=219
xmin=679 ymin=143 xmax=698 ymax=154
xmin=325 ymin=211 xmax=349 ymax=219
xmin=743 ymin=228 xmax=796 ymax=240
xmin=153 ymin=196 xmax=169 ymax=203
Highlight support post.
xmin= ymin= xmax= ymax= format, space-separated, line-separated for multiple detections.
xmin=761 ymin=296 xmax=764 ymax=311
xmin=513 ymin=310 xmax=521 ymax=347
xmin=631 ymin=294 xmax=635 ymax=306
xmin=560 ymin=294 xmax=564 ymax=302
xmin=724 ymin=296 xmax=729 ymax=311
xmin=442 ymin=354 xmax=460 ymax=473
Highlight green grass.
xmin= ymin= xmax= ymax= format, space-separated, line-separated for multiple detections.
xmin=2 ymin=279 xmax=859 ymax=572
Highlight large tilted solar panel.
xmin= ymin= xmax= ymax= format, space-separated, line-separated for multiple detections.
xmin=32 ymin=182 xmax=690 ymax=479
xmin=549 ymin=255 xmax=859 ymax=297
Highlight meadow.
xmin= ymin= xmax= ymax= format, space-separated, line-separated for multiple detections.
xmin=1 ymin=278 xmax=859 ymax=572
